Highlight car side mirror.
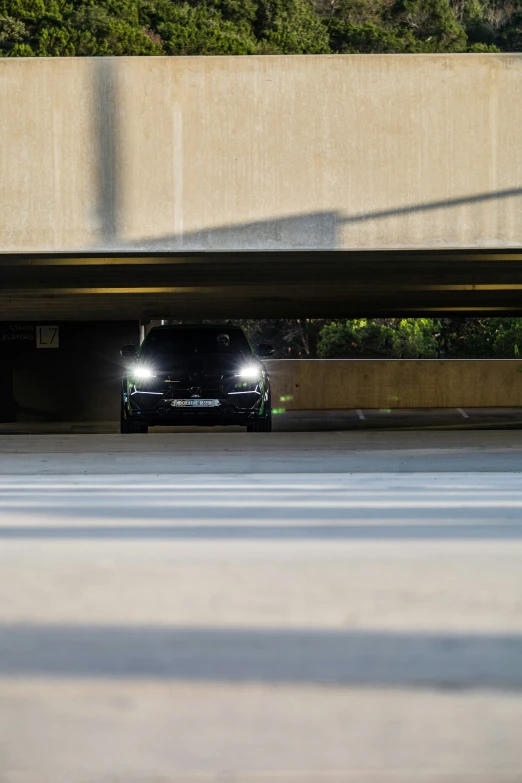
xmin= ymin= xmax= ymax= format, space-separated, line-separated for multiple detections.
xmin=256 ymin=343 xmax=274 ymax=358
xmin=120 ymin=344 xmax=137 ymax=359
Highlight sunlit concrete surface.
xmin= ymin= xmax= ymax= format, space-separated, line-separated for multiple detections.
xmin=2 ymin=56 xmax=522 ymax=253
xmin=0 ymin=433 xmax=521 ymax=781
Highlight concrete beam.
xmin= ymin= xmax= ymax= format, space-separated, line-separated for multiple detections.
xmin=2 ymin=250 xmax=522 ymax=320
xmin=1 ymin=55 xmax=522 ymax=254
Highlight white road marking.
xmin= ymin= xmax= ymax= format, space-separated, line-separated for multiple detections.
xmin=356 ymin=409 xmax=365 ymax=420
xmin=457 ymin=408 xmax=470 ymax=418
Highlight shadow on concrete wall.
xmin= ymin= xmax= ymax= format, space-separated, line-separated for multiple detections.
xmin=92 ymin=59 xmax=522 ymax=253
xmin=122 ymin=187 xmax=522 ymax=251
xmin=94 ymin=59 xmax=120 ymax=245
xmin=127 ymin=211 xmax=342 ymax=251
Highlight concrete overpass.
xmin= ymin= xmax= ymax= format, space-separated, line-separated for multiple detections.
xmin=2 ymin=54 xmax=522 ymax=423
xmin=1 ymin=55 xmax=522 ymax=320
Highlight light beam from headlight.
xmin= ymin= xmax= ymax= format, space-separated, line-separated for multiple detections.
xmin=236 ymin=366 xmax=261 ymax=380
xmin=132 ymin=366 xmax=156 ymax=379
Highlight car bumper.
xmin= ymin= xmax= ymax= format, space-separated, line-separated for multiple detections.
xmin=131 ymin=410 xmax=267 ymax=427
xmin=127 ymin=397 xmax=268 ymax=427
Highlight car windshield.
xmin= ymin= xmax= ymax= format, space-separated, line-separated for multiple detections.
xmin=140 ymin=329 xmax=252 ymax=359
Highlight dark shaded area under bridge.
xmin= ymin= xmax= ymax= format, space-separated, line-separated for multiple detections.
xmin=1 ymin=245 xmax=522 ymax=320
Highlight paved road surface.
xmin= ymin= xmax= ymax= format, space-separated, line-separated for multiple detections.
xmin=2 ymin=407 xmax=522 ymax=435
xmin=0 ymin=433 xmax=521 ymax=782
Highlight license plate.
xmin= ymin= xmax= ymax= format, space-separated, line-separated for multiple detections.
xmin=171 ymin=399 xmax=220 ymax=408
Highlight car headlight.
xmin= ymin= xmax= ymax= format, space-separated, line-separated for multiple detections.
xmin=132 ymin=366 xmax=156 ymax=379
xmin=235 ymin=366 xmax=261 ymax=380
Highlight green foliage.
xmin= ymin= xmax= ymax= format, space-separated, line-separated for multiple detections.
xmin=316 ymin=317 xmax=522 ymax=360
xmin=256 ymin=0 xmax=331 ymax=53
xmin=467 ymin=41 xmax=501 ymax=49
xmin=388 ymin=0 xmax=468 ymax=51
xmin=157 ymin=6 xmax=258 ymax=56
xmin=0 ymin=0 xmax=519 ymax=56
xmin=325 ymin=20 xmax=431 ymax=52
xmin=324 ymin=0 xmax=389 ymax=26
xmin=317 ymin=318 xmax=440 ymax=358
xmin=497 ymin=11 xmax=522 ymax=50
xmin=438 ymin=318 xmax=522 ymax=358
xmin=0 ymin=0 xmax=165 ymax=56
xmin=0 ymin=0 xmax=46 ymax=19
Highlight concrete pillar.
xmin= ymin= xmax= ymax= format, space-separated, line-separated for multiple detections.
xmin=144 ymin=320 xmax=163 ymax=339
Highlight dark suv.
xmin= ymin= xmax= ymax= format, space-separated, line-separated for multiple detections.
xmin=120 ymin=325 xmax=273 ymax=433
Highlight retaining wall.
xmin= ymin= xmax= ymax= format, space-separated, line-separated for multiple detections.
xmin=265 ymin=360 xmax=522 ymax=409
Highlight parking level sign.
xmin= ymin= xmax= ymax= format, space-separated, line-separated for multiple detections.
xmin=36 ymin=326 xmax=59 ymax=349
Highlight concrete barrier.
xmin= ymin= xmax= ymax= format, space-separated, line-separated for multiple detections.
xmin=265 ymin=360 xmax=522 ymax=409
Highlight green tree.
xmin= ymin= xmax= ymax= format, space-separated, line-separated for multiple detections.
xmin=0 ymin=0 xmax=45 ymax=18
xmin=255 ymin=0 xmax=331 ymax=53
xmin=317 ymin=318 xmax=441 ymax=358
xmin=388 ymin=0 xmax=468 ymax=51
xmin=325 ymin=19 xmax=430 ymax=52
xmin=158 ymin=5 xmax=258 ymax=56
xmin=439 ymin=317 xmax=522 ymax=357
xmin=467 ymin=41 xmax=501 ymax=49
xmin=497 ymin=11 xmax=522 ymax=50
xmin=0 ymin=0 xmax=521 ymax=61
xmin=318 ymin=0 xmax=388 ymax=25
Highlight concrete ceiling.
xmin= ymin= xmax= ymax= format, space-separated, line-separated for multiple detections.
xmin=1 ymin=250 xmax=522 ymax=321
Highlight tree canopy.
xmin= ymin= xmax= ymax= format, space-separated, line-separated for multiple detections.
xmin=0 ymin=0 xmax=520 ymax=57
xmin=316 ymin=317 xmax=522 ymax=359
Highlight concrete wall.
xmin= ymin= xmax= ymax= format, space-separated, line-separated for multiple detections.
xmin=266 ymin=360 xmax=522 ymax=409
xmin=1 ymin=55 xmax=522 ymax=253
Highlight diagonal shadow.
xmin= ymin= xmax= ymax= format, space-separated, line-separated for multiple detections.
xmin=124 ymin=189 xmax=522 ymax=252
xmin=343 ymin=188 xmax=522 ymax=224
xmin=94 ymin=60 xmax=522 ymax=253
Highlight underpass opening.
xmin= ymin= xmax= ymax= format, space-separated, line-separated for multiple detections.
xmin=1 ymin=315 xmax=522 ymax=434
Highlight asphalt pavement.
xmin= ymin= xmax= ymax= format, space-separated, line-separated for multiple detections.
xmin=0 ymin=432 xmax=521 ymax=782
xmin=2 ymin=407 xmax=522 ymax=434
